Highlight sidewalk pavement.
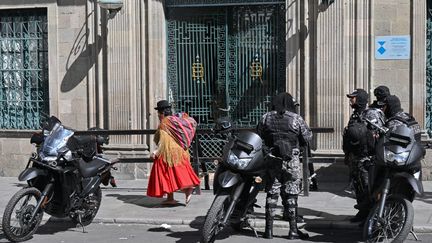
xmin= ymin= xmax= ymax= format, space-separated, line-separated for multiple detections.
xmin=0 ymin=177 xmax=431 ymax=232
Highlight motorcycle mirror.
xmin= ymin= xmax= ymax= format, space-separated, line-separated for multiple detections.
xmin=30 ymin=133 xmax=44 ymax=145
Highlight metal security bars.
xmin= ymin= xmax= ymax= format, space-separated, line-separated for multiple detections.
xmin=167 ymin=5 xmax=286 ymax=126
xmin=165 ymin=0 xmax=285 ymax=7
xmin=0 ymin=9 xmax=49 ymax=129
xmin=427 ymin=6 xmax=432 ymax=136
xmin=167 ymin=4 xmax=286 ymax=160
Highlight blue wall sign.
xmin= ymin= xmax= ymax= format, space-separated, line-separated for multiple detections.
xmin=375 ymin=35 xmax=411 ymax=60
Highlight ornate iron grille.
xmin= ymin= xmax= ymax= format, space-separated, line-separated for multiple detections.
xmin=192 ymin=133 xmax=228 ymax=173
xmin=0 ymin=9 xmax=49 ymax=129
xmin=167 ymin=5 xmax=286 ymax=171
xmin=427 ymin=6 xmax=432 ymax=136
xmin=167 ymin=5 xmax=285 ymax=126
xmin=166 ymin=0 xmax=284 ymax=7
xmin=228 ymin=5 xmax=286 ymax=126
xmin=167 ymin=8 xmax=226 ymax=126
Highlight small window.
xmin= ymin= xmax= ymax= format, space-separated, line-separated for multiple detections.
xmin=0 ymin=9 xmax=49 ymax=129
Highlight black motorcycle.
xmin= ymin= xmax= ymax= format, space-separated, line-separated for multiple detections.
xmin=2 ymin=116 xmax=117 ymax=242
xmin=201 ymin=118 xmax=267 ymax=243
xmin=363 ymin=120 xmax=425 ymax=243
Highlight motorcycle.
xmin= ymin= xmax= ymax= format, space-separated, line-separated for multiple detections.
xmin=201 ymin=117 xmax=267 ymax=243
xmin=363 ymin=119 xmax=425 ymax=243
xmin=2 ymin=116 xmax=117 ymax=242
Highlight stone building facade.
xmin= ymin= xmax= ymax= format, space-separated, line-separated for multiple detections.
xmin=0 ymin=0 xmax=430 ymax=179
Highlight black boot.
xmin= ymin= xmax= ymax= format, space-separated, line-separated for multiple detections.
xmin=263 ymin=217 xmax=273 ymax=239
xmin=263 ymin=195 xmax=276 ymax=239
xmin=288 ymin=220 xmax=309 ymax=240
xmin=286 ymin=195 xmax=309 ymax=240
xmin=282 ymin=208 xmax=304 ymax=223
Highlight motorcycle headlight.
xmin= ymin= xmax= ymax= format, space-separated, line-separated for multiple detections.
xmin=385 ymin=150 xmax=409 ymax=165
xmin=40 ymin=153 xmax=57 ymax=162
xmin=227 ymin=151 xmax=251 ymax=170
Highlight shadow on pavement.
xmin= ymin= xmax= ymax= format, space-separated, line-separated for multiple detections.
xmin=416 ymin=191 xmax=432 ymax=205
xmin=162 ymin=216 xmax=242 ymax=243
xmin=300 ymin=207 xmax=352 ymax=222
xmin=36 ymin=218 xmax=78 ymax=235
xmin=11 ymin=183 xmax=27 ymax=188
xmin=304 ymin=228 xmax=363 ymax=243
xmin=105 ymin=194 xmax=187 ymax=208
xmin=152 ymin=216 xmax=202 ymax=243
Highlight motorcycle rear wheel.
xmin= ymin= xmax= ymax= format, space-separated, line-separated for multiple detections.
xmin=2 ymin=187 xmax=44 ymax=242
xmin=70 ymin=187 xmax=102 ymax=226
xmin=363 ymin=195 xmax=414 ymax=243
xmin=201 ymin=193 xmax=231 ymax=243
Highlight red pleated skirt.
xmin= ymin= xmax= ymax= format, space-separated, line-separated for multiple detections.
xmin=146 ymin=156 xmax=201 ymax=198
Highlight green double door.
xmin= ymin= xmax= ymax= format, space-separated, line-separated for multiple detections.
xmin=167 ymin=4 xmax=286 ymax=128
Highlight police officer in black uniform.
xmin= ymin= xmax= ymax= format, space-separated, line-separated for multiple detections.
xmin=380 ymin=95 xmax=422 ymax=141
xmin=370 ymin=85 xmax=391 ymax=108
xmin=257 ymin=92 xmax=312 ymax=240
xmin=343 ymin=89 xmax=379 ymax=223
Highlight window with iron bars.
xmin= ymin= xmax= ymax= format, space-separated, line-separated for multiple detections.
xmin=0 ymin=9 xmax=49 ymax=130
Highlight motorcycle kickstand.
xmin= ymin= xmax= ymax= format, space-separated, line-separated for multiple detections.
xmin=77 ymin=213 xmax=87 ymax=233
xmin=410 ymin=227 xmax=419 ymax=241
xmin=245 ymin=218 xmax=259 ymax=238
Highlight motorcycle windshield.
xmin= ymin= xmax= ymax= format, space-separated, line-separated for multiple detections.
xmin=40 ymin=123 xmax=74 ymax=159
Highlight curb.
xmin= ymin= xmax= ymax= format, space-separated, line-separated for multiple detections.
xmin=83 ymin=217 xmax=432 ymax=233
xmin=8 ymin=216 xmax=432 ymax=233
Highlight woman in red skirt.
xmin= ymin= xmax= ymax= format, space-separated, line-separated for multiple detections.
xmin=147 ymin=100 xmax=200 ymax=205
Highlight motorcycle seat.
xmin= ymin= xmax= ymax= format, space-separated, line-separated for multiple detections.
xmin=78 ymin=158 xmax=107 ymax=178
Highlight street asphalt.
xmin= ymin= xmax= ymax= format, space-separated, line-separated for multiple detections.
xmin=0 ymin=177 xmax=431 ymax=232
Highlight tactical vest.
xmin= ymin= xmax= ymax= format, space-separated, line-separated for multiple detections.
xmin=343 ymin=114 xmax=374 ymax=157
xmin=263 ymin=112 xmax=298 ymax=160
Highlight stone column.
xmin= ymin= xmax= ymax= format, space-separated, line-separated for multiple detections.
xmin=371 ymin=0 xmax=411 ymax=110
xmin=411 ymin=0 xmax=426 ymax=127
xmin=286 ymin=0 xmax=301 ymax=96
xmin=147 ymin=0 xmax=167 ymax=130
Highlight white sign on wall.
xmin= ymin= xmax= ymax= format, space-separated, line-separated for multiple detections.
xmin=375 ymin=35 xmax=411 ymax=60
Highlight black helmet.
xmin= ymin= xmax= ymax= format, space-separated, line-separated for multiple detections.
xmin=380 ymin=95 xmax=402 ymax=117
xmin=373 ymin=86 xmax=390 ymax=101
xmin=271 ymin=92 xmax=296 ymax=114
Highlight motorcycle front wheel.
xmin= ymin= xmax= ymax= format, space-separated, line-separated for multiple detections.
xmin=2 ymin=187 xmax=44 ymax=242
xmin=201 ymin=192 xmax=231 ymax=243
xmin=363 ymin=195 xmax=414 ymax=243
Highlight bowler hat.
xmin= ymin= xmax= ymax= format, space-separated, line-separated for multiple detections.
xmin=154 ymin=100 xmax=171 ymax=111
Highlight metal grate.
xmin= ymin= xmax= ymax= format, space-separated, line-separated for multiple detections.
xmin=227 ymin=5 xmax=286 ymax=126
xmin=166 ymin=0 xmax=284 ymax=7
xmin=167 ymin=5 xmax=286 ymax=166
xmin=0 ymin=9 xmax=49 ymax=130
xmin=194 ymin=133 xmax=228 ymax=173
xmin=427 ymin=6 xmax=432 ymax=136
